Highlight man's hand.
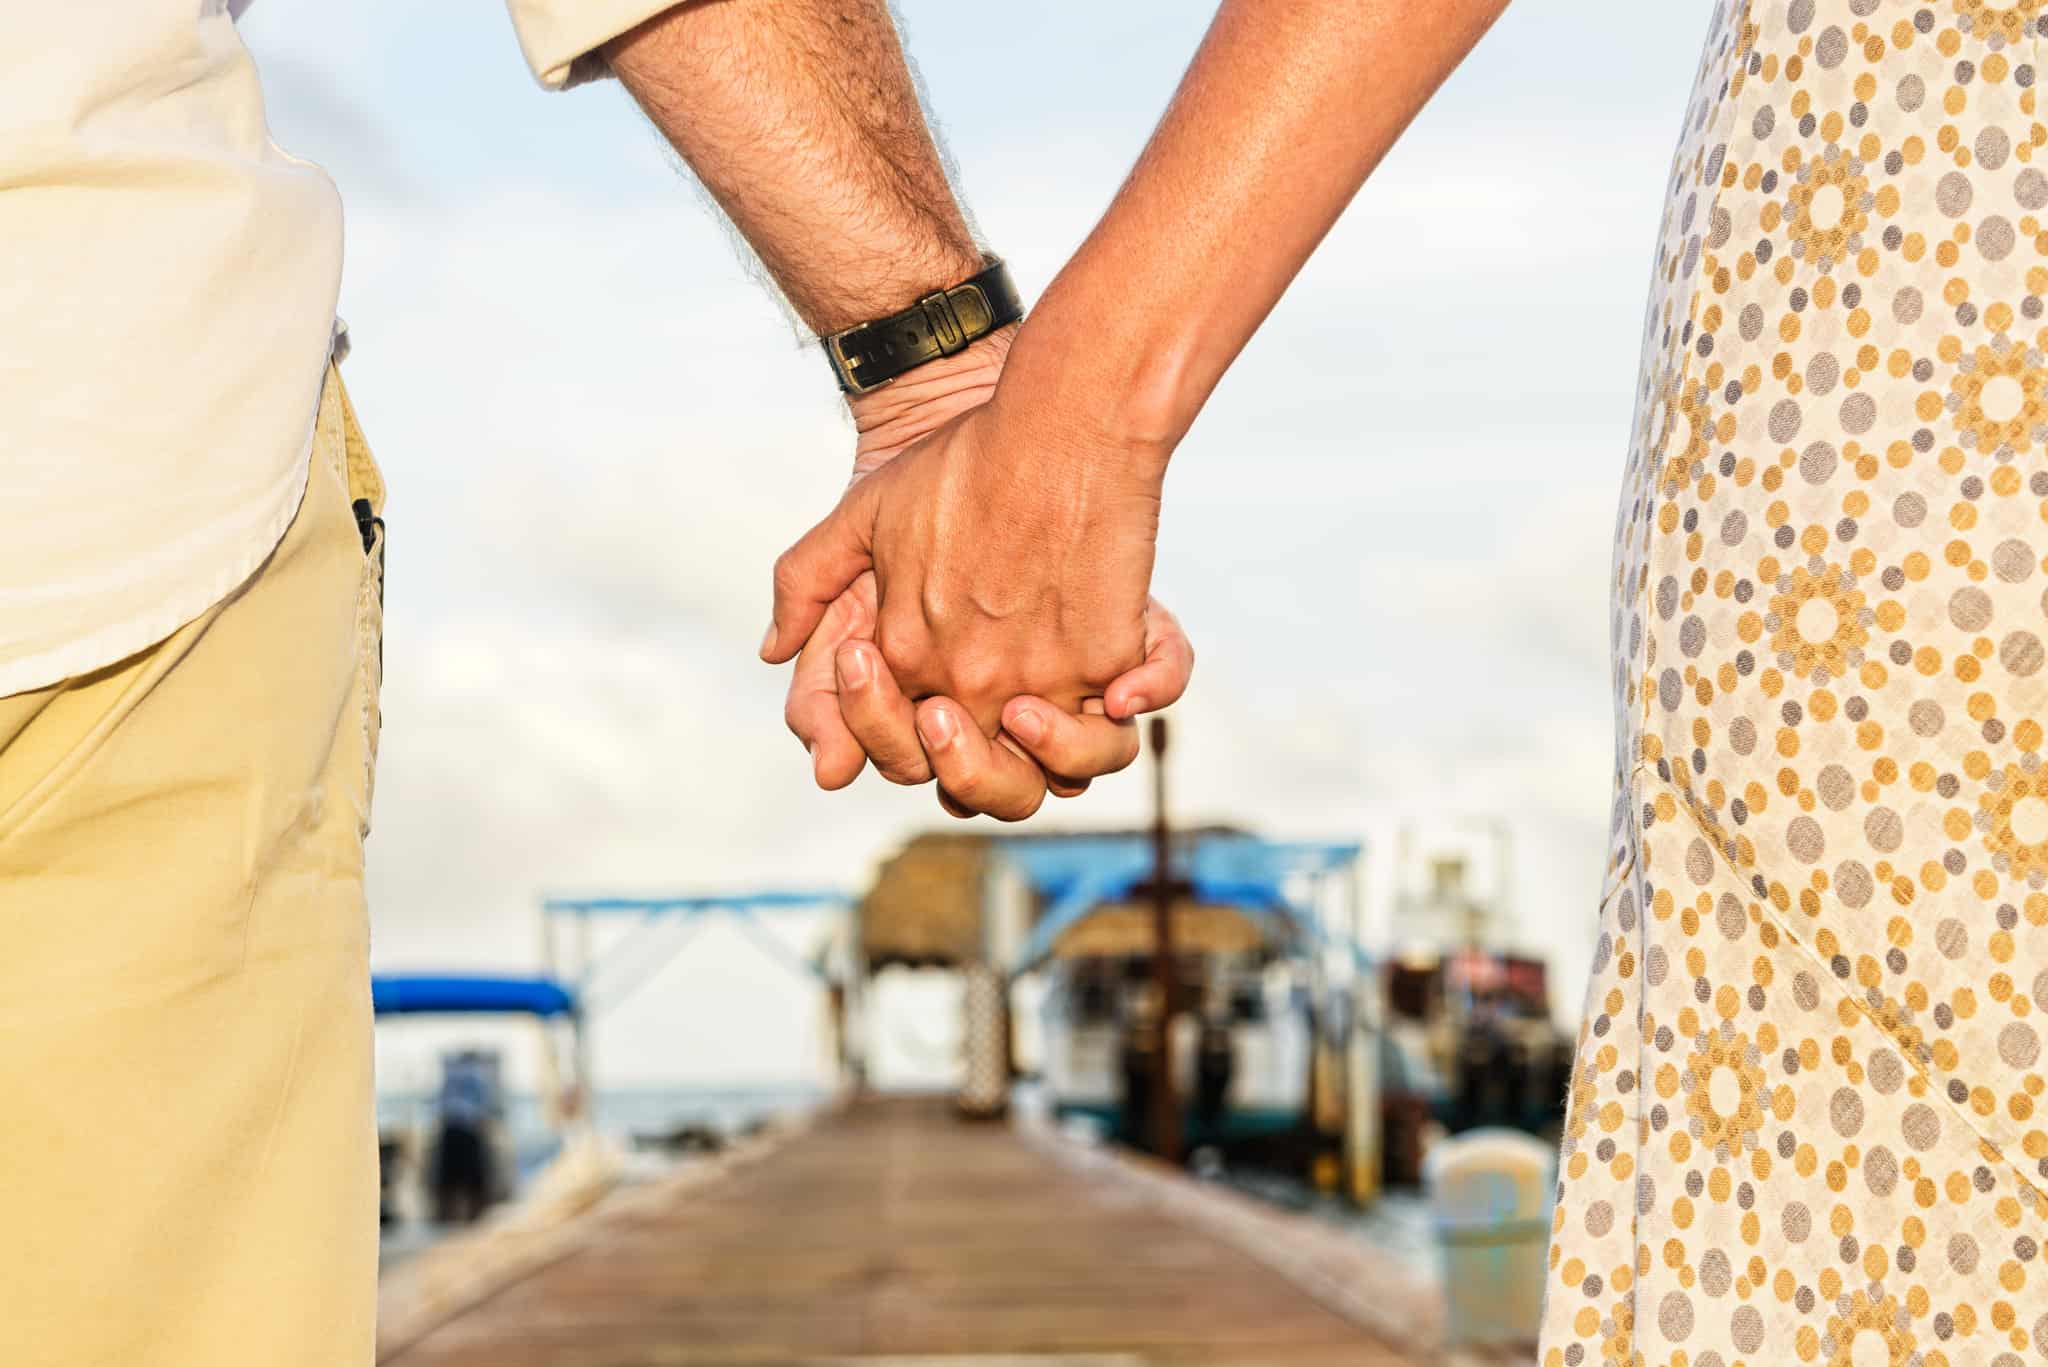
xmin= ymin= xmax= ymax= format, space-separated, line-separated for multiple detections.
xmin=777 ymin=335 xmax=1193 ymax=819
xmin=786 ymin=571 xmax=1193 ymax=819
xmin=763 ymin=392 xmax=1163 ymax=746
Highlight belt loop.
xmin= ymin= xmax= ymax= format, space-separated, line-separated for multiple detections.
xmin=919 ymin=290 xmax=965 ymax=355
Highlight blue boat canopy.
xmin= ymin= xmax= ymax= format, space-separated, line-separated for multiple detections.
xmin=371 ymin=974 xmax=577 ymax=1019
xmin=996 ymin=833 xmax=1362 ymax=974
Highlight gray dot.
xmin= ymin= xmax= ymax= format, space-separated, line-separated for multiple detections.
xmin=1658 ymin=1290 xmax=1694 ymax=1342
xmin=1938 ymin=171 xmax=1974 ymax=218
xmin=1840 ymin=392 xmax=1875 ymax=435
xmin=1807 ymin=352 xmax=1840 ymax=396
xmin=2020 ymin=167 xmax=2048 ymax=211
xmin=1731 ymin=1305 xmax=1764 ymax=1353
xmin=1981 ymin=215 xmax=2017 ymax=261
xmin=1754 ymin=105 xmax=1776 ymax=141
xmin=1718 ymin=893 xmax=1747 ymax=940
xmin=1789 ymin=815 xmax=1826 ymax=864
xmin=1951 ymin=587 xmax=1995 ymax=632
xmin=1769 ymin=398 xmax=1803 ymax=442
xmin=1660 ymin=668 xmax=1682 ymax=712
xmin=1585 ymin=1200 xmax=1614 ymax=1237
xmin=1836 ymin=861 xmax=1873 ymax=909
xmin=2034 ymin=967 xmax=2048 ymax=1011
xmin=1978 ymin=125 xmax=2013 ymax=170
xmin=1895 ymin=492 xmax=1927 ymax=527
xmin=1647 ymin=944 xmax=1669 ymax=986
xmin=1869 ymin=1048 xmax=1904 ymax=1094
xmin=1700 ymin=1248 xmax=1733 ymax=1297
xmin=2000 ymin=1021 xmax=2040 ymax=1069
xmin=1831 ymin=1086 xmax=1865 ymax=1137
xmin=1781 ymin=1202 xmax=1811 ymax=1242
xmin=1788 ymin=0 xmax=1814 ymax=32
xmin=1688 ymin=838 xmax=1716 ymax=885
xmin=1994 ymin=540 xmax=2035 ymax=583
xmin=1893 ymin=286 xmax=1923 ymax=325
xmin=1865 ymin=806 xmax=1904 ymax=853
xmin=1815 ymin=25 xmax=1847 ymax=67
xmin=2002 ymin=631 xmax=2044 ymax=676
xmin=1794 ymin=970 xmax=1821 ymax=1011
xmin=1937 ymin=918 xmax=1969 ymax=960
xmin=1909 ymin=700 xmax=1945 ymax=737
xmin=1722 ymin=510 xmax=1748 ymax=546
xmin=1865 ymin=1144 xmax=1898 ymax=1196
xmin=1681 ymin=615 xmax=1707 ymax=657
xmin=1902 ymin=1102 xmax=1941 ymax=1151
xmin=1800 ymin=441 xmax=1838 ymax=484
xmin=1818 ymin=765 xmax=1856 ymax=809
xmin=1898 ymin=73 xmax=1925 ymax=112
xmin=1950 ymin=1232 xmax=1980 ymax=1274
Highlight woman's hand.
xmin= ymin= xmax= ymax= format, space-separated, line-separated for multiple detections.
xmin=787 ymin=574 xmax=1192 ymax=819
xmin=771 ymin=340 xmax=1185 ymax=818
xmin=764 ymin=398 xmax=1161 ymax=721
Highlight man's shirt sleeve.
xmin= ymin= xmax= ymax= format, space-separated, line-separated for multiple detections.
xmin=504 ymin=0 xmax=679 ymax=89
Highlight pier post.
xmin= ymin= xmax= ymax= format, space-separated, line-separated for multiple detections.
xmin=1148 ymin=718 xmax=1179 ymax=1164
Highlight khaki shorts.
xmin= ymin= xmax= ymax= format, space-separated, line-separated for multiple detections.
xmin=0 ymin=366 xmax=385 ymax=1365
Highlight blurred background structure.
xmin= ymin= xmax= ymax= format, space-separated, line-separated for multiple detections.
xmin=234 ymin=1 xmax=1712 ymax=1360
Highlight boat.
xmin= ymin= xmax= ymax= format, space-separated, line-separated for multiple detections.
xmin=856 ymin=828 xmax=1365 ymax=1158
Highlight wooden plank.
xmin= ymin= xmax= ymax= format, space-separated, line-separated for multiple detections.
xmin=383 ymin=1097 xmax=1428 ymax=1367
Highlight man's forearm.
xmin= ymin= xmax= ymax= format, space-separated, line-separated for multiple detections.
xmin=994 ymin=0 xmax=1511 ymax=471
xmin=605 ymin=0 xmax=984 ymax=338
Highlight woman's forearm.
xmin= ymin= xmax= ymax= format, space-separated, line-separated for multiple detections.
xmin=995 ymin=0 xmax=1511 ymax=474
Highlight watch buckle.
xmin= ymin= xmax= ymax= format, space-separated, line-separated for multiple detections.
xmin=827 ymin=322 xmax=890 ymax=396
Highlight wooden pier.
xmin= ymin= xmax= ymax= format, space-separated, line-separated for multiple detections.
xmin=382 ymin=1097 xmax=1448 ymax=1367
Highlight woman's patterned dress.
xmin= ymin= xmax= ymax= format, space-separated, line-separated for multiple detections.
xmin=1540 ymin=3 xmax=2048 ymax=1364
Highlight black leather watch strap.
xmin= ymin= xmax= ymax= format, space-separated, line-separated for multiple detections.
xmin=822 ymin=257 xmax=1023 ymax=395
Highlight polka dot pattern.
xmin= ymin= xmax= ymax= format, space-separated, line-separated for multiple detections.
xmin=1542 ymin=3 xmax=2048 ymax=1363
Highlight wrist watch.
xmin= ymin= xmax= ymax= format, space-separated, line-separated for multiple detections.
xmin=822 ymin=257 xmax=1023 ymax=395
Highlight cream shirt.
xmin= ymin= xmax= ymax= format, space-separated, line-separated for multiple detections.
xmin=0 ymin=0 xmax=675 ymax=697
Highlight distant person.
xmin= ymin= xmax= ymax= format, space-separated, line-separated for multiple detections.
xmin=428 ymin=1056 xmax=497 ymax=1226
xmin=2 ymin=3 xmax=1183 ymax=1362
xmin=763 ymin=2 xmax=2048 ymax=1364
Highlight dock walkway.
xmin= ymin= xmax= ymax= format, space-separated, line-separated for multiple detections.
xmin=384 ymin=1097 xmax=1428 ymax=1366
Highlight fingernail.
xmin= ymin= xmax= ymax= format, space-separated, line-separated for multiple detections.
xmin=836 ymin=647 xmax=871 ymax=689
xmin=1008 ymin=706 xmax=1045 ymax=744
xmin=1124 ymin=694 xmax=1150 ymax=717
xmin=918 ymin=706 xmax=958 ymax=750
xmin=759 ymin=623 xmax=777 ymax=660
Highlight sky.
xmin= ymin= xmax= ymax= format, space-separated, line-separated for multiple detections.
xmin=236 ymin=2 xmax=1715 ymax=1090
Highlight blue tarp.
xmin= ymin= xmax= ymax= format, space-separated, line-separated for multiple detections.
xmin=371 ymin=974 xmax=577 ymax=1018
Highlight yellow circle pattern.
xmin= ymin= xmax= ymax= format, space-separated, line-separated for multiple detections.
xmin=1542 ymin=3 xmax=2048 ymax=1363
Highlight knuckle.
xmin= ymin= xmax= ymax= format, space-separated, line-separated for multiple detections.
xmin=874 ymin=620 xmax=932 ymax=691
xmin=769 ymin=551 xmax=805 ymax=599
xmin=941 ymin=765 xmax=985 ymax=803
xmin=949 ymin=652 xmax=1002 ymax=700
xmin=877 ymin=756 xmax=930 ymax=786
xmin=993 ymin=787 xmax=1045 ymax=823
